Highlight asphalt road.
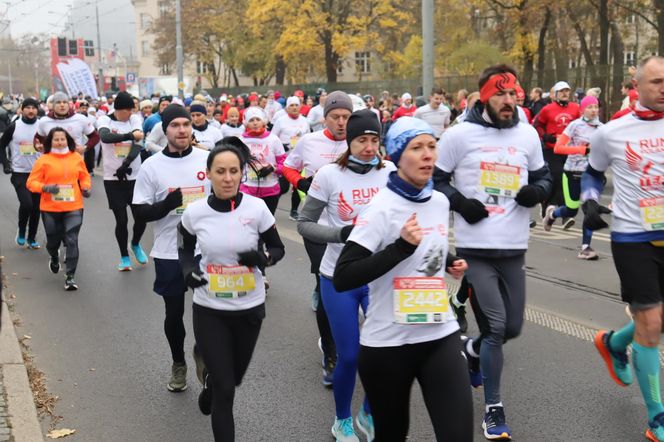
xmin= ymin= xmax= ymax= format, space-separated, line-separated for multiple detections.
xmin=0 ymin=171 xmax=655 ymax=441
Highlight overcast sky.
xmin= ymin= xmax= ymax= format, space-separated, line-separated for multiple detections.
xmin=7 ymin=0 xmax=74 ymax=38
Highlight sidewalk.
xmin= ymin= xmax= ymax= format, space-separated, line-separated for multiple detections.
xmin=0 ymin=299 xmax=43 ymax=441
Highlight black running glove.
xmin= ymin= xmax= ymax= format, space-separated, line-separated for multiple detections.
xmin=185 ymin=270 xmax=208 ymax=289
xmin=449 ymin=193 xmax=489 ymax=224
xmin=582 ymin=200 xmax=611 ymax=231
xmin=256 ymin=165 xmax=275 ymax=179
xmin=237 ymin=250 xmax=268 ymax=268
xmin=514 ymin=185 xmax=544 ymax=208
xmin=542 ymin=133 xmax=557 ymax=144
xmin=2 ymin=161 xmax=10 ymax=175
xmin=296 ymin=176 xmax=313 ymax=193
xmin=164 ymin=188 xmax=184 ymax=211
xmin=81 ymin=188 xmax=91 ymax=198
xmin=114 ymin=163 xmax=132 ymax=181
xmin=42 ymin=184 xmax=59 ymax=194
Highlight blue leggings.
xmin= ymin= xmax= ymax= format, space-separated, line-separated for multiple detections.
xmin=320 ymin=275 xmax=370 ymax=419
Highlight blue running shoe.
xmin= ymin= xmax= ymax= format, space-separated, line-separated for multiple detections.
xmin=356 ymin=408 xmax=374 ymax=441
xmin=647 ymin=412 xmax=664 ymax=441
xmin=15 ymin=230 xmax=26 ymax=246
xmin=131 ymin=244 xmax=148 ymax=265
xmin=594 ymin=330 xmax=633 ymax=386
xmin=27 ymin=240 xmax=40 ymax=250
xmin=312 ymin=289 xmax=320 ymax=312
xmin=483 ymin=406 xmax=512 ymax=440
xmin=461 ymin=336 xmax=482 ymax=388
xmin=331 ymin=416 xmax=359 ymax=442
xmin=118 ymin=256 xmax=132 ymax=271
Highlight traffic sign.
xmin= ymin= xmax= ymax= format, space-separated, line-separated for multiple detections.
xmin=126 ymin=72 xmax=136 ymax=83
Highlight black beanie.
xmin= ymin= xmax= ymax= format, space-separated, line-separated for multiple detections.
xmin=161 ymin=104 xmax=191 ymax=132
xmin=346 ymin=109 xmax=382 ymax=147
xmin=21 ymin=98 xmax=40 ymax=110
xmin=114 ymin=91 xmax=134 ymax=110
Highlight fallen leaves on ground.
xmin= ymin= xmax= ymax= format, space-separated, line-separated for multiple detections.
xmin=46 ymin=428 xmax=76 ymax=439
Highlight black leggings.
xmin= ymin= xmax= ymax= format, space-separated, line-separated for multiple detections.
xmin=193 ymin=303 xmax=265 ymax=442
xmin=303 ymin=238 xmax=335 ymax=360
xmin=358 ymin=332 xmax=473 ymax=442
xmin=291 ymin=188 xmax=300 ymax=212
xmin=542 ymin=148 xmax=566 ymax=212
xmin=163 ymin=294 xmax=186 ymax=363
xmin=10 ymin=173 xmax=40 ymax=242
xmin=84 ymin=146 xmax=95 ymax=173
xmin=111 ymin=206 xmax=147 ymax=257
xmin=42 ymin=210 xmax=83 ymax=275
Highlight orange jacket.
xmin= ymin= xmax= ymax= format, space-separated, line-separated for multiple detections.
xmin=553 ymin=133 xmax=589 ymax=156
xmin=26 ymin=151 xmax=91 ymax=212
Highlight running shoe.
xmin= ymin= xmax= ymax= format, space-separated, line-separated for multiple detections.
xmin=529 ymin=218 xmax=536 ymax=228
xmin=647 ymin=412 xmax=664 ymax=442
xmin=289 ymin=210 xmax=299 ymax=221
xmin=594 ymin=330 xmax=633 ymax=386
xmin=264 ymin=276 xmax=270 ymax=291
xmin=482 ymin=406 xmax=512 ymax=440
xmin=562 ymin=217 xmax=575 ymax=230
xmin=198 ymin=371 xmax=212 ymax=416
xmin=542 ymin=205 xmax=555 ymax=232
xmin=131 ymin=244 xmax=148 ymax=265
xmin=167 ymin=361 xmax=188 ymax=392
xmin=193 ymin=344 xmax=206 ymax=385
xmin=356 ymin=408 xmax=375 ymax=442
xmin=452 ymin=302 xmax=468 ymax=333
xmin=15 ymin=230 xmax=26 ymax=247
xmin=27 ymin=240 xmax=40 ymax=250
xmin=461 ymin=336 xmax=482 ymax=388
xmin=64 ymin=274 xmax=78 ymax=291
xmin=318 ymin=339 xmax=336 ymax=388
xmin=577 ymin=247 xmax=599 ymax=260
xmin=48 ymin=252 xmax=60 ymax=274
xmin=331 ymin=417 xmax=359 ymax=442
xmin=311 ymin=289 xmax=320 ymax=312
xmin=117 ymin=256 xmax=132 ymax=272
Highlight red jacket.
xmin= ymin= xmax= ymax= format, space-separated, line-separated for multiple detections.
xmin=610 ymin=107 xmax=632 ymax=120
xmin=533 ymin=101 xmax=580 ymax=149
xmin=391 ymin=105 xmax=416 ymax=121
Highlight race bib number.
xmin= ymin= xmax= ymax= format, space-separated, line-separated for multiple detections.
xmin=479 ymin=162 xmax=520 ymax=198
xmin=113 ymin=143 xmax=131 ymax=158
xmin=19 ymin=141 xmax=36 ymax=156
xmin=207 ymin=264 xmax=256 ymax=298
xmin=170 ymin=186 xmax=206 ymax=215
xmin=53 ymin=184 xmax=75 ymax=202
xmin=640 ymin=197 xmax=664 ymax=231
xmin=393 ymin=277 xmax=450 ymax=324
xmin=290 ymin=135 xmax=300 ymax=148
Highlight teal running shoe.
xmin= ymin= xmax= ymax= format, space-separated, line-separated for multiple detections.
xmin=594 ymin=330 xmax=633 ymax=386
xmin=15 ymin=230 xmax=25 ymax=246
xmin=331 ymin=416 xmax=359 ymax=442
xmin=356 ymin=408 xmax=374 ymax=441
xmin=647 ymin=412 xmax=664 ymax=441
xmin=27 ymin=240 xmax=40 ymax=249
xmin=131 ymin=244 xmax=148 ymax=265
xmin=118 ymin=256 xmax=132 ymax=272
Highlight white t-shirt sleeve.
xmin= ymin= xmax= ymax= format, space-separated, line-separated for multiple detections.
xmin=130 ymin=114 xmax=143 ymax=132
xmin=284 ymin=140 xmax=304 ymax=170
xmin=526 ymin=129 xmax=546 ymax=170
xmin=271 ymin=136 xmax=285 ymax=156
xmin=347 ymin=203 xmax=388 ymax=253
xmin=588 ymin=127 xmax=610 ymax=172
xmin=96 ymin=115 xmax=111 ymax=130
xmin=308 ymin=166 xmax=330 ymax=202
xmin=435 ymin=131 xmax=457 ymax=173
xmin=180 ymin=205 xmax=194 ymax=234
xmin=258 ymin=201 xmax=276 ymax=233
xmin=132 ymin=165 xmax=156 ymax=204
xmin=82 ymin=115 xmax=95 ymax=135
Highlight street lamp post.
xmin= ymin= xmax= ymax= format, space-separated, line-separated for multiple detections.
xmin=422 ymin=0 xmax=434 ymax=96
xmin=176 ymin=0 xmax=184 ymax=99
xmin=95 ymin=0 xmax=104 ymax=97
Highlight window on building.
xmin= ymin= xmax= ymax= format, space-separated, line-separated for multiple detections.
xmin=141 ymin=13 xmax=151 ymax=30
xmin=68 ymin=39 xmax=78 ymax=56
xmin=57 ymin=37 xmax=67 ymax=56
xmin=355 ymin=51 xmax=371 ymax=74
xmin=337 ymin=60 xmax=343 ymax=74
xmin=158 ymin=1 xmax=170 ymax=16
xmin=159 ymin=63 xmax=171 ymax=75
xmin=141 ymin=41 xmax=150 ymax=57
xmin=625 ymin=50 xmax=636 ymax=65
xmin=569 ymin=59 xmax=577 ymax=69
xmin=196 ymin=60 xmax=208 ymax=74
xmin=625 ymin=14 xmax=636 ymax=24
xmin=84 ymin=40 xmax=95 ymax=57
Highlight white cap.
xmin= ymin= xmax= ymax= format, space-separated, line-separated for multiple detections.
xmin=286 ymin=96 xmax=300 ymax=107
xmin=171 ymin=97 xmax=184 ymax=106
xmin=553 ymin=81 xmax=571 ymax=93
xmin=243 ymin=106 xmax=267 ymax=124
xmin=219 ymin=94 xmax=228 ymax=102
xmin=401 ymin=92 xmax=412 ymax=101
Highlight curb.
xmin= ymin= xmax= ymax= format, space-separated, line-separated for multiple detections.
xmin=0 ymin=300 xmax=44 ymax=441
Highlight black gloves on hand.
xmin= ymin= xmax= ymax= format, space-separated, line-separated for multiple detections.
xmin=237 ymin=250 xmax=268 ymax=268
xmin=450 ymin=193 xmax=489 ymax=224
xmin=582 ymin=200 xmax=612 ymax=231
xmin=542 ymin=133 xmax=557 ymax=144
xmin=2 ymin=162 xmax=10 ymax=175
xmin=296 ymin=176 xmax=313 ymax=193
xmin=514 ymin=185 xmax=543 ymax=208
xmin=256 ymin=165 xmax=275 ymax=179
xmin=42 ymin=184 xmax=59 ymax=194
xmin=164 ymin=188 xmax=183 ymax=210
xmin=340 ymin=225 xmax=354 ymax=242
xmin=81 ymin=188 xmax=91 ymax=198
xmin=114 ymin=163 xmax=132 ymax=182
xmin=185 ymin=270 xmax=208 ymax=289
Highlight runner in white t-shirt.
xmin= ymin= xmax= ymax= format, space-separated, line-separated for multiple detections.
xmin=178 ymin=139 xmax=285 ymax=440
xmin=132 ymin=104 xmax=211 ymax=394
xmin=298 ymin=110 xmax=394 ymax=441
xmin=271 ymin=96 xmax=310 ymax=150
xmin=220 ymin=107 xmax=244 ymax=138
xmin=413 ymin=87 xmax=451 ymax=139
xmin=190 ymin=103 xmax=223 ymax=150
xmin=334 ymin=117 xmax=471 ymax=441
xmin=97 ymin=92 xmax=149 ymax=271
xmin=435 ymin=65 xmax=552 ymax=440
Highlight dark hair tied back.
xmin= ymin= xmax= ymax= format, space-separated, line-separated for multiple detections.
xmin=207 ymin=136 xmax=254 ymax=170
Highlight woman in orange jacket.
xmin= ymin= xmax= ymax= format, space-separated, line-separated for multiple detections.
xmin=27 ymin=127 xmax=91 ymax=290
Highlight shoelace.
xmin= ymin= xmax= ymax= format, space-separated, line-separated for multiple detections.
xmin=486 ymin=408 xmax=506 ymax=428
xmin=609 ymin=345 xmax=629 ymax=368
xmin=338 ymin=418 xmax=355 ymax=436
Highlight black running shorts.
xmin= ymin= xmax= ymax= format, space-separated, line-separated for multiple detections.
xmin=611 ymin=241 xmax=664 ymax=309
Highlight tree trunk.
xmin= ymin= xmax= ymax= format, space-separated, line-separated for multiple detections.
xmin=554 ymin=11 xmax=570 ymax=84
xmin=656 ymin=0 xmax=664 ymax=55
xmin=610 ymin=21 xmax=625 ymax=115
xmin=231 ymin=67 xmax=239 ymax=87
xmin=536 ymin=7 xmax=552 ymax=87
xmin=275 ymin=55 xmax=286 ymax=85
xmin=573 ymin=22 xmax=597 ymax=84
xmin=598 ymin=0 xmax=610 ymax=65
xmin=323 ymin=31 xmax=338 ymax=83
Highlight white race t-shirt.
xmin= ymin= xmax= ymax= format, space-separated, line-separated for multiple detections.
xmin=309 ymin=161 xmax=396 ymax=278
xmin=220 ymin=124 xmax=245 ymax=138
xmin=348 ymin=189 xmax=458 ymax=347
xmin=181 ymin=194 xmax=275 ymax=311
xmin=588 ymin=114 xmax=664 ymax=234
xmin=240 ymin=133 xmax=285 ymax=189
xmin=307 ymin=105 xmax=325 ymax=132
xmin=437 ymin=121 xmax=545 ymax=250
xmin=132 ymin=148 xmax=211 ymax=259
xmin=8 ymin=119 xmax=40 ymax=173
xmin=97 ymin=114 xmax=143 ymax=181
xmin=414 ymin=104 xmax=451 ymax=138
xmin=271 ymin=115 xmax=310 ymax=147
xmin=193 ymin=124 xmax=223 ymax=150
xmin=37 ymin=113 xmax=95 ymax=145
xmin=562 ymin=118 xmax=602 ymax=172
xmin=284 ymin=129 xmax=347 ymax=178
